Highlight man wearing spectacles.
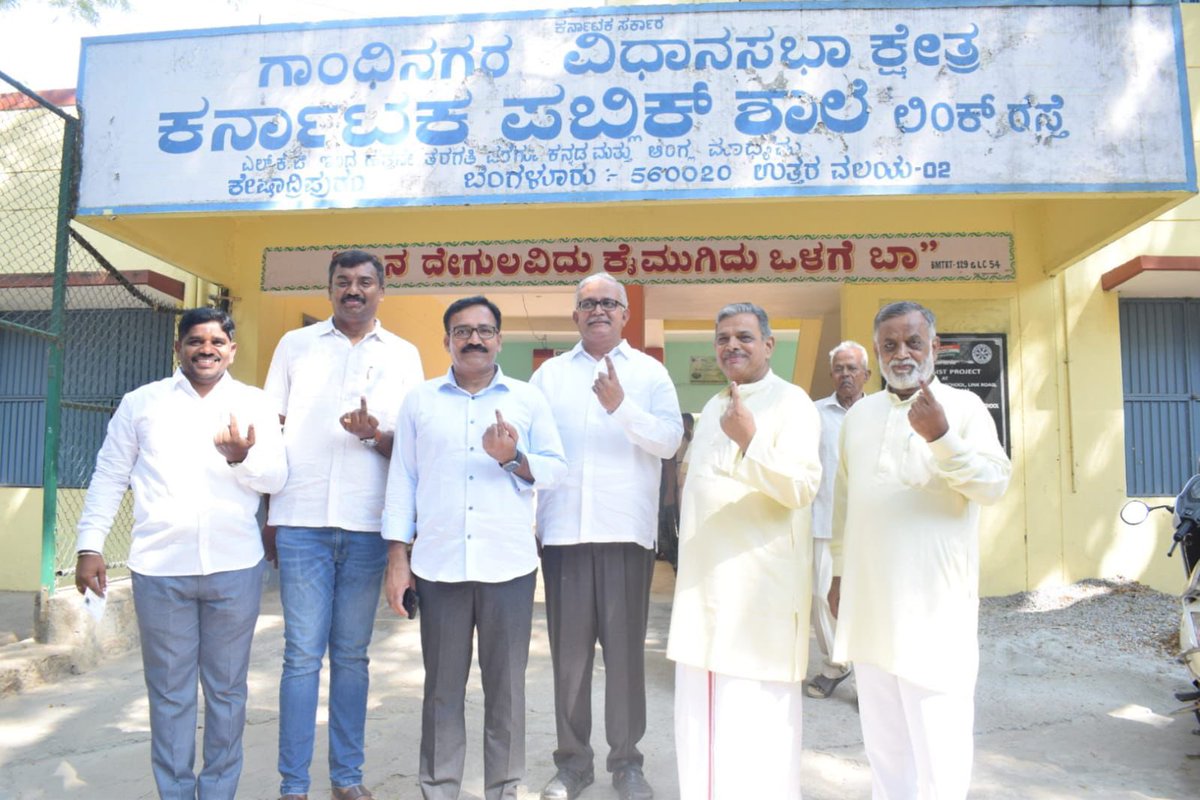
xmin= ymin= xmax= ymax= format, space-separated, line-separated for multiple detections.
xmin=531 ymin=274 xmax=683 ymax=800
xmin=383 ymin=295 xmax=568 ymax=800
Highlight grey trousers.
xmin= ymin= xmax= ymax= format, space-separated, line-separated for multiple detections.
xmin=416 ymin=570 xmax=536 ymax=800
xmin=131 ymin=562 xmax=263 ymax=800
xmin=541 ymin=543 xmax=655 ymax=776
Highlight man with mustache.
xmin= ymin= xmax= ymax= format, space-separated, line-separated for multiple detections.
xmin=74 ymin=307 xmax=287 ymax=800
xmin=666 ymin=303 xmax=822 ymax=799
xmin=829 ymin=301 xmax=1010 ymax=800
xmin=264 ymin=250 xmax=424 ymax=800
xmin=530 ymin=274 xmax=682 ymax=800
xmin=804 ymin=340 xmax=871 ymax=701
xmin=382 ymin=295 xmax=567 ymax=800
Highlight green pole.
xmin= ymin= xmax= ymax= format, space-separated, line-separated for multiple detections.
xmin=41 ymin=116 xmax=78 ymax=594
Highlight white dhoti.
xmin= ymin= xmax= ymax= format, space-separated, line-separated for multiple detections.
xmin=673 ymin=662 xmax=804 ymax=800
xmin=811 ymin=538 xmax=849 ymax=678
xmin=855 ymin=662 xmax=975 ymax=800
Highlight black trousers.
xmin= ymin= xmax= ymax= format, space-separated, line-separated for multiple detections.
xmin=541 ymin=542 xmax=655 ymax=776
xmin=416 ymin=570 xmax=537 ymax=800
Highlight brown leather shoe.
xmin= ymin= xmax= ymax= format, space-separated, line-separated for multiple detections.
xmin=332 ymin=786 xmax=373 ymax=800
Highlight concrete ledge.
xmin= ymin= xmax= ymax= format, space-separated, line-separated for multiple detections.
xmin=0 ymin=580 xmax=139 ymax=698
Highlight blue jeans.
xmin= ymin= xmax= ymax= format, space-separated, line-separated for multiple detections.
xmin=276 ymin=527 xmax=387 ymax=795
xmin=132 ymin=563 xmax=263 ymax=800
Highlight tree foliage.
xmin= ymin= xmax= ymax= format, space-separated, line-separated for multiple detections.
xmin=0 ymin=0 xmax=130 ymax=25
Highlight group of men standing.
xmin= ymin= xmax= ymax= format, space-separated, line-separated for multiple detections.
xmin=665 ymin=299 xmax=1010 ymax=800
xmin=75 ymin=244 xmax=1010 ymax=800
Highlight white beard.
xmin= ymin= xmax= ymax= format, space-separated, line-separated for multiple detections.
xmin=882 ymin=356 xmax=935 ymax=392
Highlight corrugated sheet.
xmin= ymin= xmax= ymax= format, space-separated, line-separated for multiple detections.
xmin=1120 ymin=299 xmax=1200 ymax=495
xmin=0 ymin=309 xmax=174 ymax=488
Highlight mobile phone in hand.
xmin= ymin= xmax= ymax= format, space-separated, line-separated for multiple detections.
xmin=402 ymin=587 xmax=419 ymax=620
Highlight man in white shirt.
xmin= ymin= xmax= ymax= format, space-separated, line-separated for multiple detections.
xmin=264 ymin=250 xmax=424 ymax=800
xmin=804 ymin=340 xmax=870 ymax=700
xmin=75 ymin=307 xmax=287 ymax=800
xmin=830 ymin=301 xmax=1011 ymax=800
xmin=382 ymin=295 xmax=567 ymax=800
xmin=666 ymin=303 xmax=822 ymax=800
xmin=530 ymin=275 xmax=682 ymax=800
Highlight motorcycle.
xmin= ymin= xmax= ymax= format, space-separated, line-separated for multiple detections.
xmin=1121 ymin=474 xmax=1200 ymax=732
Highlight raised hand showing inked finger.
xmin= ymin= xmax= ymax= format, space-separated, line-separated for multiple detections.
xmin=593 ymin=355 xmax=625 ymax=413
xmin=908 ymin=378 xmax=949 ymax=442
xmin=720 ymin=381 xmax=757 ymax=453
xmin=214 ymin=413 xmax=256 ymax=465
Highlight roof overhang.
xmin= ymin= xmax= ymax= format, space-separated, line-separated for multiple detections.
xmin=0 ymin=270 xmax=186 ymax=311
xmin=1101 ymin=255 xmax=1200 ymax=297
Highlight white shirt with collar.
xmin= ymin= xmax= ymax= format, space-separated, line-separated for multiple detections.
xmin=382 ymin=366 xmax=568 ymax=583
xmin=811 ymin=392 xmax=854 ymax=541
xmin=531 ymin=340 xmax=683 ymax=548
xmin=265 ymin=317 xmax=423 ymax=532
xmin=76 ymin=370 xmax=288 ymax=577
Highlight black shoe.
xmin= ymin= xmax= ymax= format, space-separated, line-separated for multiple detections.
xmin=540 ymin=769 xmax=594 ymax=800
xmin=805 ymin=669 xmax=852 ymax=699
xmin=612 ymin=767 xmax=654 ymax=800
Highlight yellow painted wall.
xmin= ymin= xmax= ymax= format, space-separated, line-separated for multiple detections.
xmin=0 ymin=488 xmax=43 ymax=591
xmin=1056 ymin=183 xmax=1200 ymax=594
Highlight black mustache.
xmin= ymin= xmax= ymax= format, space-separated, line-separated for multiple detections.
xmin=342 ymin=294 xmax=365 ymax=303
xmin=461 ymin=344 xmax=488 ymax=353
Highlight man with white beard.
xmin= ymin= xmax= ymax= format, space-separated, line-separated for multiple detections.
xmin=829 ymin=301 xmax=1010 ymax=800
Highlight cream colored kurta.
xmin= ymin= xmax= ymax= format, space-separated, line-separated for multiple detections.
xmin=666 ymin=372 xmax=822 ymax=683
xmin=831 ymin=379 xmax=1010 ymax=693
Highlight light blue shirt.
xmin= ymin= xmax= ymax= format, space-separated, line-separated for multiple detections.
xmin=383 ymin=366 xmax=567 ymax=583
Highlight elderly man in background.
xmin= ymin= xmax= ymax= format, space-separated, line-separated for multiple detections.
xmin=383 ymin=295 xmax=567 ymax=800
xmin=75 ymin=307 xmax=287 ymax=800
xmin=830 ymin=301 xmax=1010 ymax=800
xmin=265 ymin=249 xmax=424 ymax=800
xmin=531 ymin=274 xmax=682 ymax=800
xmin=667 ymin=302 xmax=822 ymax=799
xmin=804 ymin=340 xmax=871 ymax=700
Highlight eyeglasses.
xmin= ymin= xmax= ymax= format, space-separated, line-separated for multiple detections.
xmin=577 ymin=298 xmax=626 ymax=312
xmin=450 ymin=325 xmax=499 ymax=340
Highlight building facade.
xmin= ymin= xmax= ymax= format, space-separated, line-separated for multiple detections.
xmin=3 ymin=0 xmax=1197 ymax=594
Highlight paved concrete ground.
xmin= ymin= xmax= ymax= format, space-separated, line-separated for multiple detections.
xmin=1 ymin=565 xmax=1199 ymax=799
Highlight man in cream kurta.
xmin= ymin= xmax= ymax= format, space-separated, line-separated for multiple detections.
xmin=666 ymin=303 xmax=822 ymax=800
xmin=830 ymin=301 xmax=1010 ymax=800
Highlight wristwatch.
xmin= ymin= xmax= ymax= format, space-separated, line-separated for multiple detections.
xmin=500 ymin=451 xmax=525 ymax=473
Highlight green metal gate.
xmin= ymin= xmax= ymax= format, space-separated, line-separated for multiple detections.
xmin=0 ymin=70 xmax=177 ymax=593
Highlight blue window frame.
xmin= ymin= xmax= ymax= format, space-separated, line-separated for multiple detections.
xmin=1119 ymin=298 xmax=1200 ymax=496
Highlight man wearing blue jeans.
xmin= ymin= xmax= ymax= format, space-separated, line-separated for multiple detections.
xmin=265 ymin=250 xmax=424 ymax=800
xmin=75 ymin=307 xmax=287 ymax=800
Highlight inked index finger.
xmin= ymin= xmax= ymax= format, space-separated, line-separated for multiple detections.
xmin=227 ymin=413 xmax=241 ymax=439
xmin=360 ymin=395 xmax=369 ymax=414
xmin=495 ymin=409 xmax=506 ymax=426
xmin=605 ymin=355 xmax=616 ymax=379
